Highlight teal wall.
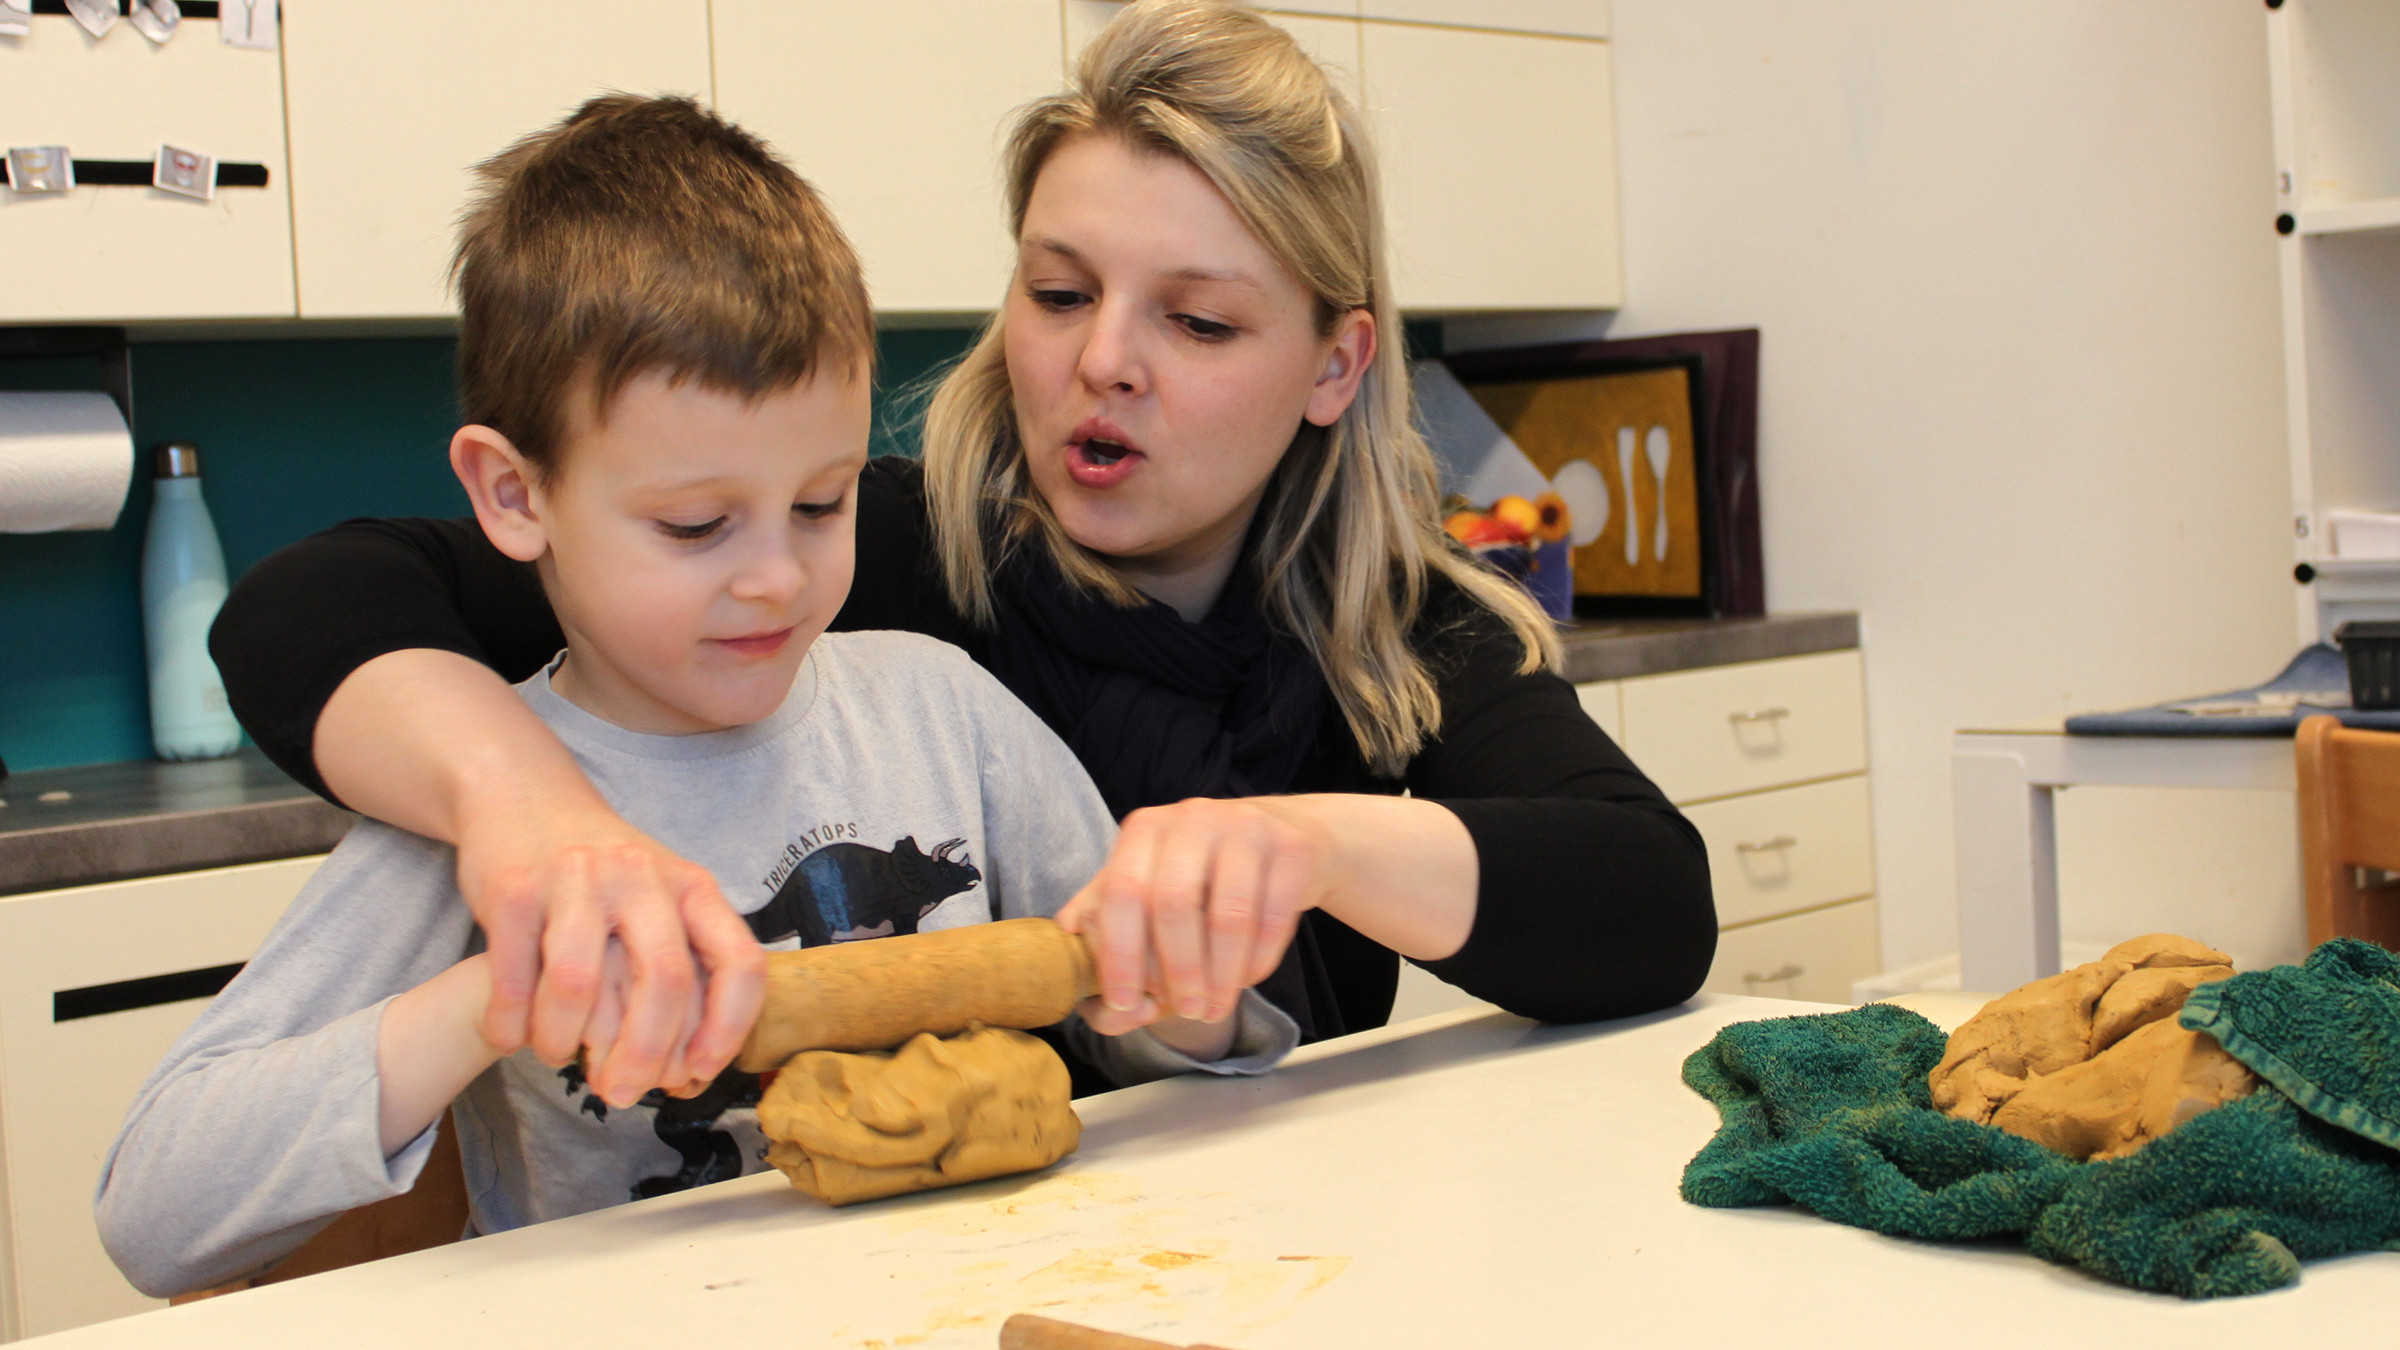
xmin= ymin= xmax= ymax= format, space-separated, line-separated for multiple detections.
xmin=0 ymin=328 xmax=979 ymax=773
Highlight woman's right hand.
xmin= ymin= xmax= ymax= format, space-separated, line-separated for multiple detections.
xmin=317 ymin=650 xmax=766 ymax=1107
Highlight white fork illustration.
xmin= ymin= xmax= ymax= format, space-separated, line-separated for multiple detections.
xmin=1648 ymin=426 xmax=1672 ymax=561
xmin=1618 ymin=426 xmax=1640 ymax=567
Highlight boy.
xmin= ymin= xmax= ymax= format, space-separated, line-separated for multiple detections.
xmin=96 ymin=97 xmax=1295 ymax=1299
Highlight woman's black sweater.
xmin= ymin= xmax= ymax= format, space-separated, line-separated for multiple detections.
xmin=211 ymin=458 xmax=1717 ymax=1038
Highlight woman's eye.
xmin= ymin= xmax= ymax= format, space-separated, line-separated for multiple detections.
xmin=656 ymin=517 xmax=726 ymax=541
xmin=1175 ymin=314 xmax=1237 ymax=341
xmin=793 ymin=497 xmax=846 ymax=521
xmin=1030 ymin=287 xmax=1089 ymax=312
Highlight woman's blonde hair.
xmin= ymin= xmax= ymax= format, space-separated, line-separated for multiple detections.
xmin=922 ymin=0 xmax=1558 ymax=775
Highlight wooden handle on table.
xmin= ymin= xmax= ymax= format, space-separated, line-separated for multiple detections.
xmin=736 ymin=918 xmax=1099 ymax=1072
xmin=998 ymin=1313 xmax=1242 ymax=1350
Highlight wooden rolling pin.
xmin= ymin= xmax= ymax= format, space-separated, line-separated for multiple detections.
xmin=998 ymin=1313 xmax=1242 ymax=1350
xmin=736 ymin=917 xmax=1099 ymax=1072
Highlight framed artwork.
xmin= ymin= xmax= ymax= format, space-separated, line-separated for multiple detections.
xmin=1423 ymin=328 xmax=1762 ymax=618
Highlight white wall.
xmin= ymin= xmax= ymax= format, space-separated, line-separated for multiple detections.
xmin=1452 ymin=2 xmax=2305 ymax=973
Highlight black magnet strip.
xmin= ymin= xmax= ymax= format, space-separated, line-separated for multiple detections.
xmin=55 ymin=961 xmax=245 ymax=1021
xmin=26 ymin=159 xmax=272 ymax=188
xmin=27 ymin=3 xmax=227 ymax=17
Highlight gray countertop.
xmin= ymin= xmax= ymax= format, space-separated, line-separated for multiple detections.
xmin=0 ymin=747 xmax=355 ymax=898
xmin=0 ymin=611 xmax=1854 ymax=897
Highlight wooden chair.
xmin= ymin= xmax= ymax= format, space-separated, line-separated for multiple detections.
xmin=2295 ymin=714 xmax=2400 ymax=951
xmin=169 ymin=1111 xmax=470 ymax=1303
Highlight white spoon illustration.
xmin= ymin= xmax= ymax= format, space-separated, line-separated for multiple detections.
xmin=1648 ymin=425 xmax=1672 ymax=561
xmin=1618 ymin=426 xmax=1640 ymax=567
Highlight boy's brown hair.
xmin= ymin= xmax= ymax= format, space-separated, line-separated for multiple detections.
xmin=453 ymin=95 xmax=873 ymax=478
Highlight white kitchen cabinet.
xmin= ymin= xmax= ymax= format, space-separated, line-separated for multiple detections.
xmin=1619 ymin=650 xmax=1870 ymax=806
xmin=1573 ymin=678 xmax=1623 ymax=744
xmin=0 ymin=15 xmax=294 ymax=322
xmin=0 ymin=856 xmax=322 ymax=1342
xmin=1704 ymin=897 xmax=1882 ymax=1005
xmin=1619 ymin=647 xmax=1880 ymax=998
xmin=1066 ymin=3 xmax=1363 ymax=104
xmin=1361 ymin=1 xmax=1609 ymax=39
xmin=1683 ymin=774 xmax=1876 ymax=929
xmin=716 ymin=0 xmax=1065 ymax=316
xmin=280 ymin=0 xmax=713 ymax=319
xmin=1361 ymin=19 xmax=1620 ymax=311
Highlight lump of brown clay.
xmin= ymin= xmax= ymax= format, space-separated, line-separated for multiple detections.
xmin=1929 ymin=932 xmax=2254 ymax=1160
xmin=755 ymin=1024 xmax=1080 ymax=1205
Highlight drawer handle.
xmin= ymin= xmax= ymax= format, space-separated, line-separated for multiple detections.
xmin=1745 ymin=963 xmax=1805 ymax=984
xmin=54 ymin=962 xmax=244 ymax=1022
xmin=1728 ymin=707 xmax=1791 ymax=725
xmin=1736 ymin=835 xmax=1798 ymax=854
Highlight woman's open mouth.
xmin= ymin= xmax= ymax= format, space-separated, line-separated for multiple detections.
xmin=1066 ymin=419 xmax=1145 ymax=488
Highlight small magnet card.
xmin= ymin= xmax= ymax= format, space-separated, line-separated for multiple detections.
xmin=131 ymin=0 xmax=182 ymax=45
xmin=0 ymin=0 xmax=30 ymax=40
xmin=6 ymin=147 xmax=74 ymax=195
xmin=219 ymin=0 xmax=277 ymax=50
xmin=154 ymin=145 xmax=214 ymax=201
xmin=64 ymin=0 xmax=116 ymax=39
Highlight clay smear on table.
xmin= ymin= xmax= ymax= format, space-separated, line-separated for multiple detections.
xmin=758 ymin=1025 xmax=1080 ymax=1205
xmin=836 ymin=1173 xmax=1352 ymax=1349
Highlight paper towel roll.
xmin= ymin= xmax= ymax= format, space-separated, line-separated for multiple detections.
xmin=0 ymin=391 xmax=135 ymax=533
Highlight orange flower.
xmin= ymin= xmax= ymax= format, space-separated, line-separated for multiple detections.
xmin=1531 ymin=491 xmax=1573 ymax=544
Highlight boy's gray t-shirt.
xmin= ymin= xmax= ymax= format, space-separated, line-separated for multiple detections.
xmin=96 ymin=631 xmax=1298 ymax=1297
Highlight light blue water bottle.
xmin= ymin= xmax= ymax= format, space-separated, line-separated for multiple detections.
xmin=142 ymin=442 xmax=242 ymax=761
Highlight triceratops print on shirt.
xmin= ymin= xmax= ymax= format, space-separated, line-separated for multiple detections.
xmin=745 ymin=834 xmax=984 ymax=947
xmin=562 ymin=832 xmax=985 ymax=1201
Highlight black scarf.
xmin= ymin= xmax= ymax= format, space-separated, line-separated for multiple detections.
xmin=982 ymin=542 xmax=1346 ymax=1039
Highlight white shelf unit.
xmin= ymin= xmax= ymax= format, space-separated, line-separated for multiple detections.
xmin=2268 ymin=0 xmax=2400 ymax=641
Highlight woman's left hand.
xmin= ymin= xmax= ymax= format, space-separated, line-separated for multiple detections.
xmin=1057 ymin=796 xmax=1338 ymax=1038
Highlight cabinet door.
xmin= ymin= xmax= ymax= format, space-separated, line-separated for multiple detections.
xmin=716 ymin=1 xmax=1064 ymax=316
xmin=282 ymin=1 xmax=714 ymax=319
xmin=1361 ymin=22 xmax=1620 ymax=311
xmin=1573 ymin=678 xmax=1622 ymax=744
xmin=0 ymin=857 xmax=321 ymax=1340
xmin=0 ymin=15 xmax=294 ymax=322
xmin=1361 ymin=2 xmax=1609 ymax=38
xmin=1682 ymin=775 xmax=1876 ymax=928
xmin=1619 ymin=650 xmax=1869 ymax=805
xmin=1705 ymin=898 xmax=1881 ymax=1006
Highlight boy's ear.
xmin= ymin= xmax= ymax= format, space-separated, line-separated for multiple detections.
xmin=450 ymin=425 xmax=549 ymax=563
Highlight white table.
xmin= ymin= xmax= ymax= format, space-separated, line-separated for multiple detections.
xmin=30 ymin=997 xmax=2388 ymax=1349
xmin=1953 ymin=730 xmax=2297 ymax=992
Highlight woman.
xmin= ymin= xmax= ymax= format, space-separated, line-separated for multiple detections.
xmin=212 ymin=0 xmax=1715 ymax=1096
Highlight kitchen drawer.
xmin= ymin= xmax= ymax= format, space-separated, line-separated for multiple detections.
xmin=1684 ymin=774 xmax=1876 ymax=928
xmin=1573 ymin=679 xmax=1623 ymax=744
xmin=1620 ymin=650 xmax=1867 ymax=804
xmin=0 ymin=856 xmax=321 ymax=1340
xmin=1704 ymin=897 xmax=1880 ymax=1006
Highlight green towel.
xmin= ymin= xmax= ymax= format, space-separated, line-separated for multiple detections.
xmin=1681 ymin=963 xmax=2400 ymax=1298
xmin=2181 ymin=938 xmax=2400 ymax=1149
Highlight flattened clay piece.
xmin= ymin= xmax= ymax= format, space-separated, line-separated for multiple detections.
xmin=1930 ymin=932 xmax=2233 ymax=1125
xmin=756 ymin=1024 xmax=1080 ymax=1205
xmin=1989 ymin=1018 xmax=2257 ymax=1161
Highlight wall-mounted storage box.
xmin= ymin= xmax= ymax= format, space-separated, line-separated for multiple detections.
xmin=0 ymin=15 xmax=295 ymax=323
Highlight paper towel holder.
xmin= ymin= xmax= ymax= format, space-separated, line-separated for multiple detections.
xmin=0 ymin=326 xmax=131 ymax=426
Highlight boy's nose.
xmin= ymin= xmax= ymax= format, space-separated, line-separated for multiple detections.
xmin=729 ymin=538 xmax=806 ymax=605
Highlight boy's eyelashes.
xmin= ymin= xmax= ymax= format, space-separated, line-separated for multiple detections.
xmin=650 ymin=497 xmax=846 ymax=541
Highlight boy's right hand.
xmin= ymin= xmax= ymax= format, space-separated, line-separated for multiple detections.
xmin=454 ymin=798 xmax=765 ymax=1107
